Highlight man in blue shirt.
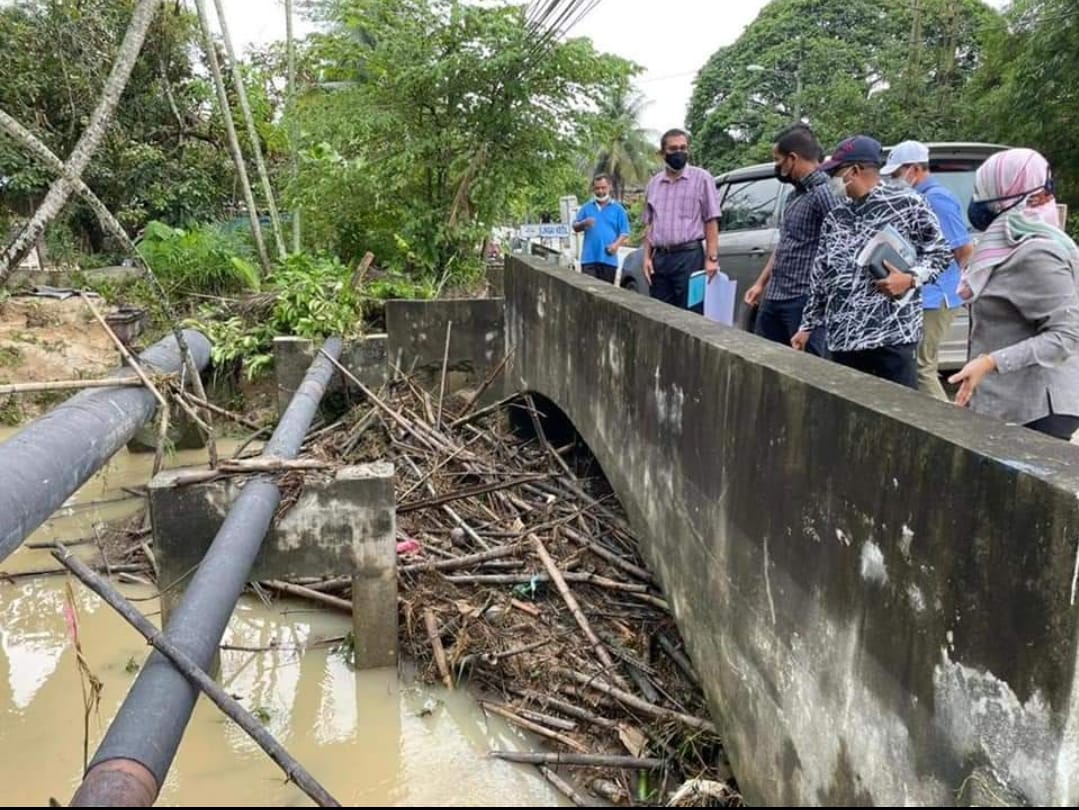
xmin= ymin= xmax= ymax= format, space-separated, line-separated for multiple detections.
xmin=573 ymin=174 xmax=630 ymax=283
xmin=882 ymin=141 xmax=974 ymax=400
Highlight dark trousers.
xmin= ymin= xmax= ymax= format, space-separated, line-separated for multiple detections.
xmin=756 ymin=295 xmax=828 ymax=357
xmin=581 ymin=262 xmax=617 ymax=283
xmin=832 ymin=343 xmax=918 ymax=389
xmin=1026 ymin=413 xmax=1079 ymax=441
xmin=650 ymin=246 xmax=702 ymax=308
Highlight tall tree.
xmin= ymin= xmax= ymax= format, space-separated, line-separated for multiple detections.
xmin=591 ymin=85 xmax=657 ymax=201
xmin=211 ymin=0 xmax=287 ymax=258
xmin=0 ymin=0 xmax=160 ymax=282
xmin=193 ymin=0 xmax=271 ymax=275
xmin=686 ymin=0 xmax=1000 ymax=174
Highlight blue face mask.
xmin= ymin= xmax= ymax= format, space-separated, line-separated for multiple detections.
xmin=968 ymin=179 xmax=1055 ymax=231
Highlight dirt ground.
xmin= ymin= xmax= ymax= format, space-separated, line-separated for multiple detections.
xmin=0 ymin=295 xmax=121 ymax=423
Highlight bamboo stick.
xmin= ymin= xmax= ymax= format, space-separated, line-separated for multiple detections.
xmin=556 ymin=667 xmax=717 ymax=734
xmin=490 ymin=751 xmax=664 ymax=769
xmin=480 ymin=702 xmax=586 ymax=753
xmin=436 ymin=320 xmax=452 ymax=430
xmin=261 ymin=580 xmax=351 ymax=613
xmin=81 ymin=293 xmax=172 ymax=476
xmin=532 ymin=534 xmax=630 ymax=691
xmin=399 ymin=544 xmax=522 ymax=575
xmin=424 ymin=609 xmax=454 ymax=690
xmin=539 ymin=766 xmax=589 ymax=806
xmin=52 ymin=546 xmax=341 ymax=807
xmin=0 ymin=378 xmax=147 ymax=395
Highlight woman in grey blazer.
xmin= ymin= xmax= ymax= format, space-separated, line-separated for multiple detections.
xmin=949 ymin=148 xmax=1079 ymax=440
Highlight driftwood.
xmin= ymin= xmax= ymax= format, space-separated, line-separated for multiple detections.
xmin=490 ymin=750 xmax=665 ymax=769
xmin=424 ymin=609 xmax=453 ymax=690
xmin=247 ymin=366 xmax=733 ymax=805
xmin=166 ymin=457 xmax=334 ymax=487
xmin=261 ymin=580 xmax=351 ymax=613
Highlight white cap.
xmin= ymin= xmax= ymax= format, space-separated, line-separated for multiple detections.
xmin=881 ymin=140 xmax=930 ymax=176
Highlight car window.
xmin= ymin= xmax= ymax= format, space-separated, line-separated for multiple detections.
xmin=719 ymin=178 xmax=781 ymax=232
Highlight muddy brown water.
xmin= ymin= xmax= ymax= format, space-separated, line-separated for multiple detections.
xmin=0 ymin=428 xmax=568 ymax=806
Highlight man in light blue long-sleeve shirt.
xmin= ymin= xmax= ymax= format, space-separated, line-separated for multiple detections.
xmin=573 ymin=174 xmax=630 ymax=284
xmin=882 ymin=141 xmax=974 ymax=400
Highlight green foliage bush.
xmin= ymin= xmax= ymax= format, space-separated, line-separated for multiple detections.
xmin=187 ymin=251 xmax=433 ymax=381
xmin=135 ymin=221 xmax=260 ymax=297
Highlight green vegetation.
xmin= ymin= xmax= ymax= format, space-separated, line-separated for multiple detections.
xmin=135 ymin=221 xmax=260 ymax=297
xmin=291 ymin=0 xmax=635 ymax=278
xmin=687 ymin=0 xmax=1000 ymax=173
xmin=4 ymin=0 xmax=1079 ymax=397
xmin=186 ymin=252 xmax=433 ymax=381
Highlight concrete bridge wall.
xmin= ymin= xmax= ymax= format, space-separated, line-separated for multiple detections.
xmin=503 ymin=255 xmax=1079 ymax=806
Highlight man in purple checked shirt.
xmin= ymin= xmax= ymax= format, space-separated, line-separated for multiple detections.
xmin=642 ymin=129 xmax=721 ymax=308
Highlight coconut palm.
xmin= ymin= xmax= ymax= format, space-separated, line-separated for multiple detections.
xmin=591 ymin=85 xmax=657 ymax=201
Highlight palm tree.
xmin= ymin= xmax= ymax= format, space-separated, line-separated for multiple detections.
xmin=591 ymin=86 xmax=657 ymax=201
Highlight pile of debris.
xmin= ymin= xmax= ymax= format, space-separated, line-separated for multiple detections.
xmin=86 ymin=364 xmax=739 ymax=806
xmin=292 ymin=373 xmax=739 ymax=807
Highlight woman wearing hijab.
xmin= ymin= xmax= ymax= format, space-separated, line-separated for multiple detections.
xmin=949 ymin=148 xmax=1079 ymax=440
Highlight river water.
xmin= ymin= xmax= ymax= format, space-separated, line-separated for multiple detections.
xmin=0 ymin=428 xmax=567 ymax=806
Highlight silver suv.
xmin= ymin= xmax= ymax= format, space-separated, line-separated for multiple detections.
xmin=620 ymin=142 xmax=1009 ymax=370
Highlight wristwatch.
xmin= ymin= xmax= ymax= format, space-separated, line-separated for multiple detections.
xmin=910 ymin=274 xmax=922 ymax=289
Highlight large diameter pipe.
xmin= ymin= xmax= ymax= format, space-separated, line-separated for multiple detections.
xmin=0 ymin=329 xmax=211 ymax=563
xmin=72 ymin=337 xmax=342 ymax=806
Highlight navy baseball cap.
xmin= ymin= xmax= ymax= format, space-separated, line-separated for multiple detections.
xmin=820 ymin=136 xmax=884 ymax=175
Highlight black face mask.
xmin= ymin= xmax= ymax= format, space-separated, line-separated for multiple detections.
xmin=775 ymin=161 xmax=794 ymax=185
xmin=664 ymin=151 xmax=688 ymax=172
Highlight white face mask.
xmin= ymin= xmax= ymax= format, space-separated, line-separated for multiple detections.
xmin=829 ymin=176 xmax=848 ymax=198
xmin=887 ymin=175 xmax=911 ymax=189
xmin=595 ymin=194 xmax=610 ymax=203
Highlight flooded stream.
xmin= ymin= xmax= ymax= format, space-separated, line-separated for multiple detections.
xmin=0 ymin=428 xmax=568 ymax=806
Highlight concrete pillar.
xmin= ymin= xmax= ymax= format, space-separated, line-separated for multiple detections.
xmin=148 ymin=462 xmax=397 ymax=669
xmin=274 ymin=334 xmax=390 ymax=417
xmin=273 ymin=336 xmax=315 ymax=416
xmin=384 ymin=298 xmax=505 ymax=407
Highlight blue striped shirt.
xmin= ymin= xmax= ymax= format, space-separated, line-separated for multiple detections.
xmin=767 ymin=170 xmax=845 ymax=301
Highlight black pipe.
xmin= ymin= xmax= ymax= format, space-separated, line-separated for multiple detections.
xmin=72 ymin=337 xmax=342 ymax=806
xmin=0 ymin=329 xmax=211 ymax=563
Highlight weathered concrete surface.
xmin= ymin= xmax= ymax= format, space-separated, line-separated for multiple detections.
xmin=385 ymin=298 xmax=504 ymax=405
xmin=504 ymin=255 xmax=1079 ymax=806
xmin=149 ymin=463 xmax=397 ymax=668
xmin=273 ymin=334 xmax=389 ymax=416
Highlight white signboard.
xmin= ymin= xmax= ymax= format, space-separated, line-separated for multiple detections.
xmin=519 ymin=223 xmax=571 ymax=239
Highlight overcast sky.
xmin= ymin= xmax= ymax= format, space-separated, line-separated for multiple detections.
xmin=220 ymin=0 xmax=1013 ymax=138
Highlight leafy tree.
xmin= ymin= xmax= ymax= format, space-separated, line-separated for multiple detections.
xmin=968 ymin=0 xmax=1079 ymax=232
xmin=686 ymin=0 xmax=1000 ymax=173
xmin=0 ymin=0 xmax=237 ymax=255
xmin=289 ymin=0 xmax=636 ymax=278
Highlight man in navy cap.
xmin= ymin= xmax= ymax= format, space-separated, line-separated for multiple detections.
xmin=791 ymin=135 xmax=953 ymax=388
